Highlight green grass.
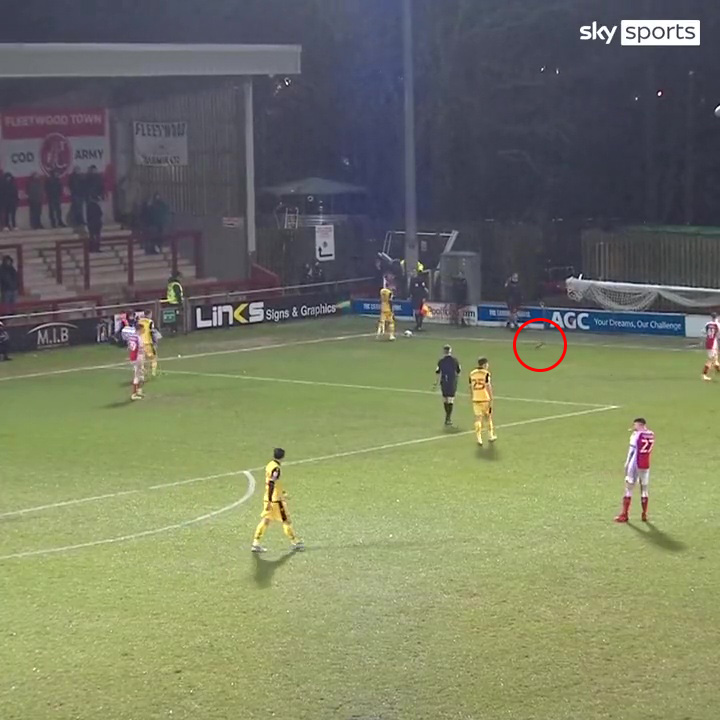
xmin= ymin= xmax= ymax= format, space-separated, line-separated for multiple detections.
xmin=1 ymin=318 xmax=718 ymax=720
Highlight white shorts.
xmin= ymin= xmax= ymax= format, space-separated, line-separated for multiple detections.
xmin=626 ymin=468 xmax=650 ymax=486
xmin=132 ymin=358 xmax=144 ymax=383
xmin=708 ymin=347 xmax=718 ymax=361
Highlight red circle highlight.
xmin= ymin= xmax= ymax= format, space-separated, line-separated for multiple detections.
xmin=513 ymin=319 xmax=567 ymax=372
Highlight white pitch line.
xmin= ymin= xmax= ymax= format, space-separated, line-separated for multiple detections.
xmin=0 ymin=472 xmax=256 ymax=561
xmin=0 ymin=405 xmax=618 ymax=522
xmin=0 ymin=325 xmax=701 ymax=385
xmin=0 ymin=489 xmax=139 ymax=519
xmin=162 ymin=368 xmax=610 ymax=408
xmin=0 ymin=332 xmax=373 ymax=383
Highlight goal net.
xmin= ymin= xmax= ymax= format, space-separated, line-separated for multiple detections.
xmin=566 ymin=277 xmax=720 ymax=312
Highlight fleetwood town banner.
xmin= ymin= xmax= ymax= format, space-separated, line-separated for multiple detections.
xmin=0 ymin=108 xmax=111 ymax=204
xmin=133 ymin=121 xmax=188 ymax=166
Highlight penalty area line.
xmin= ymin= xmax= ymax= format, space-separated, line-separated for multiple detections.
xmin=0 ymin=472 xmax=257 ymax=561
xmin=0 ymin=405 xmax=619 ymax=524
xmin=161 ymin=368 xmax=610 ymax=408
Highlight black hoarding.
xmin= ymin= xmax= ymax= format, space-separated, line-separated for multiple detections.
xmin=192 ymin=293 xmax=349 ymax=331
xmin=6 ymin=316 xmax=114 ymax=353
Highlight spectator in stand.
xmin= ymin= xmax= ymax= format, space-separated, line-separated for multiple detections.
xmin=300 ymin=263 xmax=313 ymax=292
xmin=45 ymin=169 xmax=65 ymax=228
xmin=0 ymin=320 xmax=10 ymax=360
xmin=27 ymin=172 xmax=45 ymax=229
xmin=148 ymin=192 xmax=170 ymax=254
xmin=2 ymin=173 xmax=18 ymax=231
xmin=311 ymin=261 xmax=326 ymax=291
xmin=86 ymin=198 xmax=103 ymax=252
xmin=0 ymin=255 xmax=19 ymax=307
xmin=140 ymin=196 xmax=154 ymax=254
xmin=505 ymin=272 xmax=522 ymax=330
xmin=85 ymin=165 xmax=105 ymax=202
xmin=68 ymin=166 xmax=85 ymax=226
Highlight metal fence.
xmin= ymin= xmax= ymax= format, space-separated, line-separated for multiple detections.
xmin=582 ymin=227 xmax=720 ymax=287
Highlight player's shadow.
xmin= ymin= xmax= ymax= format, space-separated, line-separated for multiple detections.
xmin=628 ymin=522 xmax=687 ymax=553
xmin=443 ymin=424 xmax=463 ymax=434
xmin=103 ymin=399 xmax=134 ymax=409
xmin=252 ymin=551 xmax=295 ymax=589
xmin=476 ymin=443 xmax=499 ymax=461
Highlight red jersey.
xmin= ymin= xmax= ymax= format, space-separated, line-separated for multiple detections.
xmin=626 ymin=428 xmax=654 ymax=472
xmin=704 ymin=321 xmax=720 ymax=350
xmin=121 ymin=326 xmax=142 ymax=362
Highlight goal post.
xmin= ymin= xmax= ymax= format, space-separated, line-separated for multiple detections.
xmin=566 ymin=277 xmax=720 ymax=312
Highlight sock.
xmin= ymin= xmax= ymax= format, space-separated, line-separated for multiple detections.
xmin=641 ymin=495 xmax=648 ymax=515
xmin=253 ymin=520 xmax=268 ymax=543
xmin=132 ymin=382 xmax=138 ymax=395
xmin=704 ymin=363 xmax=710 ymax=375
xmin=475 ymin=419 xmax=482 ymax=441
xmin=620 ymin=494 xmax=631 ymax=517
xmin=417 ymin=313 xmax=424 ymax=330
xmin=443 ymin=402 xmax=451 ymax=421
xmin=282 ymin=523 xmax=298 ymax=543
xmin=388 ymin=319 xmax=395 ymax=336
xmin=415 ymin=313 xmax=421 ymax=330
xmin=151 ymin=358 xmax=158 ymax=375
xmin=487 ymin=415 xmax=495 ymax=436
xmin=377 ymin=320 xmax=384 ymax=336
xmin=447 ymin=403 xmax=454 ymax=421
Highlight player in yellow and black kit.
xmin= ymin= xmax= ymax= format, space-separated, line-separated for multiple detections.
xmin=377 ymin=286 xmax=396 ymax=341
xmin=469 ymin=357 xmax=496 ymax=446
xmin=251 ymin=448 xmax=304 ymax=553
xmin=136 ymin=311 xmax=160 ymax=377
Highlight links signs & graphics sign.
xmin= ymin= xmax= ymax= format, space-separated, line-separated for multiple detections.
xmin=193 ymin=294 xmax=348 ymax=331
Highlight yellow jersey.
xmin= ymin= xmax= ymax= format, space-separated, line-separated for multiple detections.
xmin=264 ymin=460 xmax=285 ymax=503
xmin=469 ymin=367 xmax=492 ymax=402
xmin=137 ymin=317 xmax=154 ymax=346
xmin=379 ymin=287 xmax=393 ymax=313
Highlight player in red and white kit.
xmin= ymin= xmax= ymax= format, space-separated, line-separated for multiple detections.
xmin=702 ymin=312 xmax=720 ymax=381
xmin=121 ymin=320 xmax=144 ymax=400
xmin=614 ymin=418 xmax=654 ymax=523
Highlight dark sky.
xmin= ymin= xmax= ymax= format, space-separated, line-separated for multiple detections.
xmin=3 ymin=0 xmax=720 ymax=226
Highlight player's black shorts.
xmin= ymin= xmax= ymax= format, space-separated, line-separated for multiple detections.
xmin=440 ymin=381 xmax=457 ymax=398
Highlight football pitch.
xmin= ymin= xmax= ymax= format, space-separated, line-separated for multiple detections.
xmin=1 ymin=317 xmax=718 ymax=720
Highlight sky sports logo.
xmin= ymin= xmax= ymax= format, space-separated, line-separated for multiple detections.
xmin=580 ymin=20 xmax=700 ymax=46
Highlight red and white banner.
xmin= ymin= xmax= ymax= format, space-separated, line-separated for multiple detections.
xmin=0 ymin=108 xmax=112 ymax=204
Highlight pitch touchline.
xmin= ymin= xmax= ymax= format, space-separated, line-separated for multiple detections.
xmin=0 ymin=327 xmax=700 ymax=385
xmin=0 ymin=332 xmax=373 ymax=383
xmin=0 ymin=405 xmax=619 ymax=522
xmin=0 ymin=472 xmax=257 ymax=561
xmin=161 ymin=369 xmax=609 ymax=407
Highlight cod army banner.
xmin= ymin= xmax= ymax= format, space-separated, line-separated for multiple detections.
xmin=0 ymin=108 xmax=112 ymax=204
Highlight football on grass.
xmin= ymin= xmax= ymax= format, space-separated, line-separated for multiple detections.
xmin=404 ymin=330 xmax=413 ymax=337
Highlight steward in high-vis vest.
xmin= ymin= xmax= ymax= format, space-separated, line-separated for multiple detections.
xmin=165 ymin=274 xmax=183 ymax=306
xmin=163 ymin=274 xmax=184 ymax=334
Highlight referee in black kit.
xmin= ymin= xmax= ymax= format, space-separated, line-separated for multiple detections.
xmin=434 ymin=345 xmax=461 ymax=425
